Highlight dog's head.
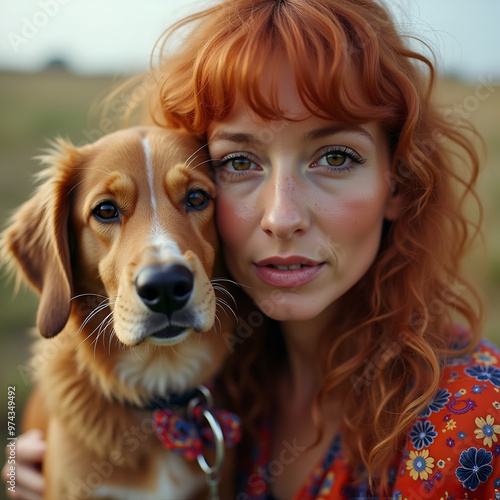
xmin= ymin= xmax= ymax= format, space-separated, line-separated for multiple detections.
xmin=2 ymin=126 xmax=221 ymax=348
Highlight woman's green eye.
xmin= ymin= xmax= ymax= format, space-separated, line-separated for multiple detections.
xmin=231 ymin=158 xmax=253 ymax=170
xmin=325 ymin=153 xmax=347 ymax=167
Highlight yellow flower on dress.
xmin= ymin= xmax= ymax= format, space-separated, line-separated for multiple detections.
xmin=472 ymin=350 xmax=498 ymax=366
xmin=445 ymin=419 xmax=457 ymax=431
xmin=406 ymin=449 xmax=435 ymax=480
xmin=493 ymin=401 xmax=500 ymax=409
xmin=474 ymin=415 xmax=500 ymax=447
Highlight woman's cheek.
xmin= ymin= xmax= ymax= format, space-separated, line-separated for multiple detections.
xmin=215 ymin=195 xmax=248 ymax=251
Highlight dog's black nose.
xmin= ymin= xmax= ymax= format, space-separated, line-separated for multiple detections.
xmin=135 ymin=264 xmax=194 ymax=315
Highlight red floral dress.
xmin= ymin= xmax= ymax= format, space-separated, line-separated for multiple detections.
xmin=238 ymin=330 xmax=500 ymax=500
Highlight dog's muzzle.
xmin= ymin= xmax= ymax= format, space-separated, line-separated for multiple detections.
xmin=135 ymin=263 xmax=196 ymax=339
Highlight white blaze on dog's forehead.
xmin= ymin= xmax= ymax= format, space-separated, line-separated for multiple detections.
xmin=141 ymin=137 xmax=182 ymax=259
xmin=141 ymin=137 xmax=157 ymax=214
xmin=150 ymin=227 xmax=183 ymax=259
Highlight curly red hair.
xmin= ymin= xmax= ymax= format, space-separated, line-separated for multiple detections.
xmin=135 ymin=0 xmax=484 ymax=492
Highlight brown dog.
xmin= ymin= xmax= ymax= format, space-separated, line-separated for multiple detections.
xmin=2 ymin=126 xmax=236 ymax=499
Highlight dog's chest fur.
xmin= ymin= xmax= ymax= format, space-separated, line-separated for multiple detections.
xmin=92 ymin=452 xmax=206 ymax=499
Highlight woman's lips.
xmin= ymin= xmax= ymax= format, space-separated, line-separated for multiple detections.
xmin=253 ymin=257 xmax=324 ymax=288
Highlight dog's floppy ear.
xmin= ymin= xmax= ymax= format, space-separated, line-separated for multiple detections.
xmin=1 ymin=139 xmax=82 ymax=338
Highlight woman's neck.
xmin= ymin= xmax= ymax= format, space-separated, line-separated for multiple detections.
xmin=279 ymin=305 xmax=337 ymax=404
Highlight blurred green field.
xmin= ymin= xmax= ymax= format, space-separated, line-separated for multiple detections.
xmin=0 ymin=70 xmax=499 ymax=498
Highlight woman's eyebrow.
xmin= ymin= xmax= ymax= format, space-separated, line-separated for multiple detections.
xmin=303 ymin=125 xmax=375 ymax=144
xmin=210 ymin=125 xmax=375 ymax=146
xmin=209 ymin=131 xmax=260 ymax=146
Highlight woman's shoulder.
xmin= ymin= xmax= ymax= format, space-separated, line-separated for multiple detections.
xmin=390 ymin=332 xmax=500 ymax=499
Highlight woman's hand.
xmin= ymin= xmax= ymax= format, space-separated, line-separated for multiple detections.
xmin=1 ymin=429 xmax=46 ymax=500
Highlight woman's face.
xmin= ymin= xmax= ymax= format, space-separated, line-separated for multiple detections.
xmin=207 ymin=81 xmax=400 ymax=323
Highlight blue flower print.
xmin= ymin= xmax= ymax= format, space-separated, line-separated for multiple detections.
xmin=410 ymin=420 xmax=438 ymax=450
xmin=465 ymin=365 xmax=500 ymax=387
xmin=420 ymin=388 xmax=451 ymax=417
xmin=456 ymin=447 xmax=493 ymax=491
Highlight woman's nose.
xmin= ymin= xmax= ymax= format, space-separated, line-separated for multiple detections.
xmin=260 ymin=174 xmax=310 ymax=239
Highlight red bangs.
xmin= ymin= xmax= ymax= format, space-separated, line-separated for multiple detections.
xmin=156 ymin=0 xmax=423 ymax=135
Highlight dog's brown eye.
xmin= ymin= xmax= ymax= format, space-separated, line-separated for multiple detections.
xmin=186 ymin=189 xmax=211 ymax=211
xmin=92 ymin=202 xmax=119 ymax=221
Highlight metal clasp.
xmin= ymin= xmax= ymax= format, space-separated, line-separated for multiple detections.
xmin=187 ymin=385 xmax=225 ymax=500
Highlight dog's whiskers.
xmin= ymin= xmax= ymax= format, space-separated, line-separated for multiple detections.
xmin=76 ymin=316 xmax=110 ymax=353
xmin=211 ymin=279 xmax=239 ymax=326
xmin=184 ymin=142 xmax=210 ymax=170
xmin=212 ymin=284 xmax=237 ymax=307
xmin=90 ymin=311 xmax=115 ymax=358
xmin=77 ymin=302 xmax=112 ymax=337
xmin=187 ymin=158 xmax=216 ymax=171
xmin=212 ymin=314 xmax=222 ymax=333
xmin=215 ymin=297 xmax=238 ymax=322
xmin=96 ymin=312 xmax=115 ymax=354
xmin=212 ymin=278 xmax=239 ymax=301
xmin=108 ymin=329 xmax=118 ymax=354
xmin=74 ymin=298 xmax=110 ymax=331
xmin=211 ymin=277 xmax=247 ymax=288
xmin=74 ymin=296 xmax=116 ymax=352
xmin=75 ymin=322 xmax=105 ymax=352
xmin=76 ymin=296 xmax=114 ymax=332
xmin=70 ymin=293 xmax=109 ymax=302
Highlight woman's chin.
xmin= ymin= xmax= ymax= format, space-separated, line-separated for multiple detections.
xmin=259 ymin=296 xmax=336 ymax=324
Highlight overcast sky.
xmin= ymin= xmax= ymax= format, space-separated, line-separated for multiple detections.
xmin=1 ymin=0 xmax=499 ymax=82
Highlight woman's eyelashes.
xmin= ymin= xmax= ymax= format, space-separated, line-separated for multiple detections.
xmin=311 ymin=146 xmax=366 ymax=173
xmin=211 ymin=146 xmax=366 ymax=175
xmin=211 ymin=152 xmax=259 ymax=173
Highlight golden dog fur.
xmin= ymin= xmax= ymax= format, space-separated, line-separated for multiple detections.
xmin=2 ymin=126 xmax=235 ymax=499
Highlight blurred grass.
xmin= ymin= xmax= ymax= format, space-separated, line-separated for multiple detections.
xmin=0 ymin=70 xmax=499 ymax=499
xmin=433 ymin=77 xmax=500 ymax=342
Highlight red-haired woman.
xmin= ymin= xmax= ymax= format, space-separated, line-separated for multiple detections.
xmin=5 ymin=0 xmax=500 ymax=498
